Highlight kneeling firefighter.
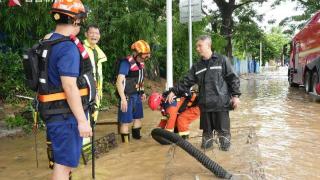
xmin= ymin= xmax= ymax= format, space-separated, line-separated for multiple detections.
xmin=116 ymin=40 xmax=151 ymax=143
xmin=148 ymin=89 xmax=200 ymax=140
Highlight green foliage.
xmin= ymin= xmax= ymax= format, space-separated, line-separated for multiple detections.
xmin=81 ymin=0 xmax=165 ymax=85
xmin=233 ymin=13 xmax=264 ymax=60
xmin=5 ymin=103 xmax=45 ymax=133
xmin=266 ymin=27 xmax=290 ymax=59
xmin=154 ymin=2 xmax=211 ymax=81
xmin=211 ymin=33 xmax=227 ymax=54
xmin=232 ymin=9 xmax=289 ymax=64
xmin=0 ymin=0 xmax=221 ymax=104
xmin=276 ymin=0 xmax=320 ymax=36
xmin=0 ymin=51 xmax=33 ymax=102
xmin=0 ymin=2 xmax=53 ymax=51
xmin=101 ymin=82 xmax=118 ymax=108
xmin=5 ymin=115 xmax=32 ymax=133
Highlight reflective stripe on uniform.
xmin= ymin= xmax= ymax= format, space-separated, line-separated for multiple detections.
xmin=209 ymin=66 xmax=222 ymax=69
xmin=195 ymin=68 xmax=207 ymax=75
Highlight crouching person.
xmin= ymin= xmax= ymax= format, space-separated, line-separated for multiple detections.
xmin=148 ymin=90 xmax=200 ymax=140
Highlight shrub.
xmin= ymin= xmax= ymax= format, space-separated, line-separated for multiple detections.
xmin=0 ymin=51 xmax=34 ymax=102
xmin=5 ymin=115 xmax=32 ymax=133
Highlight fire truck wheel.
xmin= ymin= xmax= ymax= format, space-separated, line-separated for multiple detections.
xmin=312 ymin=71 xmax=319 ymax=94
xmin=304 ymin=71 xmax=312 ymax=92
xmin=288 ymin=69 xmax=299 ymax=87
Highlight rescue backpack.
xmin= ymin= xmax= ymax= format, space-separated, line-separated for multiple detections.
xmin=22 ymin=36 xmax=96 ymax=120
xmin=112 ymin=58 xmax=123 ymax=85
xmin=22 ymin=37 xmax=70 ymax=91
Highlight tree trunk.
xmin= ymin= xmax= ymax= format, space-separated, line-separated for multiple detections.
xmin=221 ymin=14 xmax=233 ymax=61
xmin=214 ymin=0 xmax=235 ymax=61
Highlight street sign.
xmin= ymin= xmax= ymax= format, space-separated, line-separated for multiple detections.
xmin=179 ymin=0 xmax=203 ymax=23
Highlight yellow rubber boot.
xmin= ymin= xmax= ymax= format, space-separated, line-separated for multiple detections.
xmin=121 ymin=133 xmax=130 ymax=143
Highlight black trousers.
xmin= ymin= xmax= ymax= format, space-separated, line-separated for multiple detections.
xmin=200 ymin=111 xmax=230 ymax=137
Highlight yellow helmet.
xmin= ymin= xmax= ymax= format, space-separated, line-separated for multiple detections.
xmin=131 ymin=40 xmax=151 ymax=54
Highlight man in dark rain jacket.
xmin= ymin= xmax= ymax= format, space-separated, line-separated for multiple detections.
xmin=167 ymin=35 xmax=241 ymax=151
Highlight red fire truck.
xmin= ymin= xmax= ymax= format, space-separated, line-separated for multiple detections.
xmin=287 ymin=11 xmax=320 ymax=95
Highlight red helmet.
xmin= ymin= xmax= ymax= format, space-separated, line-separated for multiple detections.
xmin=148 ymin=92 xmax=163 ymax=111
xmin=316 ymin=83 xmax=320 ymax=95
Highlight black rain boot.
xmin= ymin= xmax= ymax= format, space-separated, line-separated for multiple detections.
xmin=181 ymin=135 xmax=189 ymax=140
xmin=219 ymin=134 xmax=231 ymax=151
xmin=46 ymin=140 xmax=54 ymax=169
xmin=201 ymin=131 xmax=214 ymax=149
xmin=174 ymin=127 xmax=179 ymax=133
xmin=121 ymin=133 xmax=130 ymax=143
xmin=132 ymin=127 xmax=142 ymax=139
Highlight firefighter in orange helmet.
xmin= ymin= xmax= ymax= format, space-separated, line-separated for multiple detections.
xmin=116 ymin=40 xmax=151 ymax=143
xmin=44 ymin=1 xmax=92 ymax=180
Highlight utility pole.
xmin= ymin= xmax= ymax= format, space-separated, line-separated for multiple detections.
xmin=166 ymin=0 xmax=173 ymax=89
xmin=188 ymin=0 xmax=192 ymax=69
xmin=260 ymin=42 xmax=262 ymax=66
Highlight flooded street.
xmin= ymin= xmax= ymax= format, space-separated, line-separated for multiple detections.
xmin=1 ymin=67 xmax=320 ymax=180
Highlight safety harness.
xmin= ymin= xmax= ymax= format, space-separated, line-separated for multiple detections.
xmin=35 ymin=35 xmax=96 ymax=120
xmin=122 ymin=55 xmax=145 ymax=95
xmin=160 ymin=92 xmax=198 ymax=118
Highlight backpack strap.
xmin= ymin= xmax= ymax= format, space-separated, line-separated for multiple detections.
xmin=40 ymin=36 xmax=70 ymax=46
xmin=178 ymin=96 xmax=190 ymax=113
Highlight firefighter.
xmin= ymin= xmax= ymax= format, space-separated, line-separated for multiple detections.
xmin=42 ymin=0 xmax=94 ymax=179
xmin=148 ymin=90 xmax=200 ymax=140
xmin=116 ymin=40 xmax=151 ymax=143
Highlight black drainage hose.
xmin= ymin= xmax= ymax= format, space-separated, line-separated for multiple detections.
xmin=151 ymin=128 xmax=232 ymax=179
xmin=151 ymin=129 xmax=173 ymax=145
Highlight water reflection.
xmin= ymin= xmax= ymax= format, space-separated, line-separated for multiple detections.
xmin=238 ymin=67 xmax=320 ymax=180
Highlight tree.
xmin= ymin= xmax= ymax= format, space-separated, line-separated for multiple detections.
xmin=209 ymin=0 xmax=267 ymax=60
xmin=277 ymin=0 xmax=320 ymax=35
xmin=265 ymin=27 xmax=290 ymax=60
xmin=233 ymin=6 xmax=264 ymax=60
xmin=0 ymin=0 xmax=210 ymax=102
xmin=0 ymin=2 xmax=53 ymax=51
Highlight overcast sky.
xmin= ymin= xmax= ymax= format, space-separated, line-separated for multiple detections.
xmin=256 ymin=0 xmax=304 ymax=32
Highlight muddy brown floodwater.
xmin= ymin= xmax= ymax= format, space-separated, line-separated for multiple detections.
xmin=0 ymin=67 xmax=320 ymax=180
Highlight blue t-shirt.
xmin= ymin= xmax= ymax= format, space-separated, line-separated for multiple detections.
xmin=162 ymin=100 xmax=177 ymax=110
xmin=118 ymin=60 xmax=130 ymax=76
xmin=48 ymin=33 xmax=80 ymax=85
xmin=46 ymin=33 xmax=80 ymax=125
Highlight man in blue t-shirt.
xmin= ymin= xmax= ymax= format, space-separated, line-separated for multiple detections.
xmin=45 ymin=1 xmax=92 ymax=180
xmin=116 ymin=40 xmax=151 ymax=143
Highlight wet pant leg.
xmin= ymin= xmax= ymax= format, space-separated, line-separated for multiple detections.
xmin=214 ymin=111 xmax=230 ymax=138
xmin=214 ymin=111 xmax=231 ymax=151
xmin=200 ymin=111 xmax=231 ymax=150
xmin=200 ymin=111 xmax=214 ymax=149
xmin=177 ymin=106 xmax=200 ymax=136
xmin=158 ymin=119 xmax=167 ymax=129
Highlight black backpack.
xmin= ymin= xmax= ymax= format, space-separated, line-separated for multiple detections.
xmin=22 ymin=37 xmax=69 ymax=91
xmin=112 ymin=58 xmax=126 ymax=85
